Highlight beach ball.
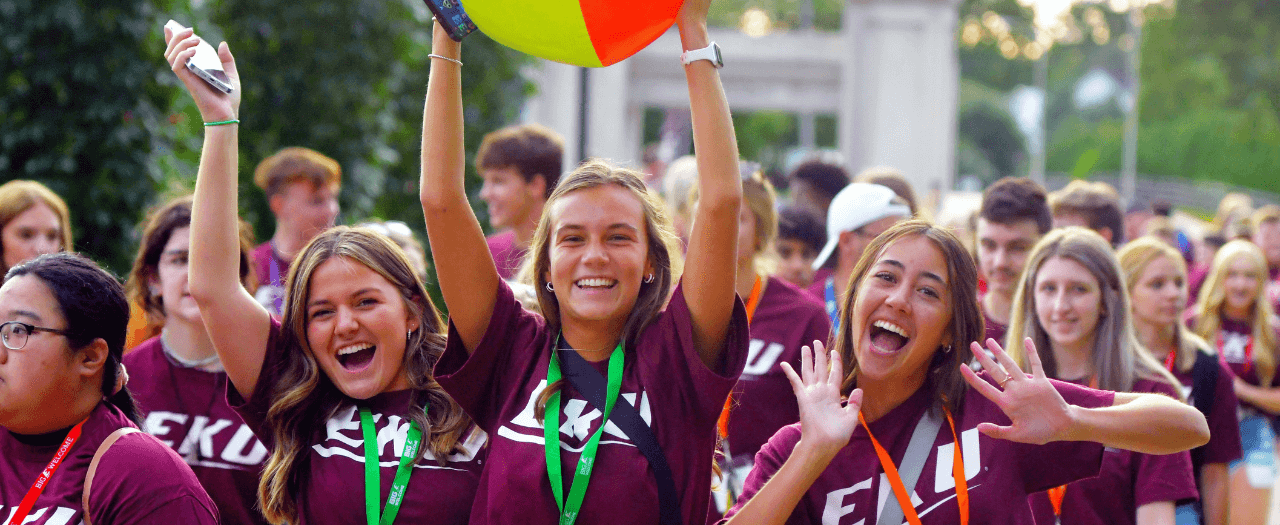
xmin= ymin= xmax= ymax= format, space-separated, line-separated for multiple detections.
xmin=464 ymin=0 xmax=686 ymax=67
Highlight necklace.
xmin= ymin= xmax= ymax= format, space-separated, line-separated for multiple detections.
xmin=161 ymin=330 xmax=222 ymax=369
xmin=161 ymin=333 xmax=225 ymax=464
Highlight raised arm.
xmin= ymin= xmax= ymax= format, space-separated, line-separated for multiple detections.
xmin=165 ymin=27 xmax=271 ymax=398
xmin=963 ymin=338 xmax=1210 ymax=456
xmin=677 ymin=0 xmax=743 ymax=369
xmin=419 ymin=22 xmax=500 ymax=353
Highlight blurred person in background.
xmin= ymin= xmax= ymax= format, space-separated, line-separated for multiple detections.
xmin=1214 ymin=193 xmax=1254 ymax=241
xmin=122 ymin=195 xmax=269 ymax=524
xmin=807 ymin=183 xmax=910 ymax=330
xmin=1049 ymin=179 xmax=1125 ymax=248
xmin=699 ymin=170 xmax=830 ymax=515
xmin=358 ymin=219 xmax=430 ymax=284
xmin=853 ymin=166 xmax=919 ymax=218
xmin=251 ymin=147 xmax=341 ymax=316
xmin=0 ymin=180 xmax=72 ymax=275
xmin=1120 ymin=237 xmax=1241 ymax=525
xmin=1250 ymin=205 xmax=1280 ymax=315
xmin=1190 ymin=232 xmax=1229 ymax=301
xmin=663 ymin=154 xmax=700 ymax=245
xmin=774 ymin=207 xmax=826 ymax=289
xmin=1188 ymin=239 xmax=1280 ymax=525
xmin=1007 ymin=227 xmax=1196 ymax=525
xmin=476 ymin=123 xmax=564 ymax=279
xmin=975 ymin=177 xmax=1052 ymax=346
xmin=786 ymin=155 xmax=849 ymax=221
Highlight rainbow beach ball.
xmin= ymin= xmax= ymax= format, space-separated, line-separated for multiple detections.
xmin=464 ymin=0 xmax=685 ymax=67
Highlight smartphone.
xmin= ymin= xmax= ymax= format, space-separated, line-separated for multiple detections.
xmin=164 ymin=20 xmax=234 ymax=94
xmin=422 ymin=0 xmax=478 ymax=42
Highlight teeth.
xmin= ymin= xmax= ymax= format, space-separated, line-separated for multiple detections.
xmin=576 ymin=278 xmax=614 ymax=288
xmin=338 ymin=344 xmax=373 ymax=356
xmin=873 ymin=320 xmax=909 ymax=338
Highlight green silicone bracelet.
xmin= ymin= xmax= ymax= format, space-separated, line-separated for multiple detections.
xmin=204 ymin=119 xmax=240 ymax=127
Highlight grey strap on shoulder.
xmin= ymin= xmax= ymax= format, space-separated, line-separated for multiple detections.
xmin=82 ymin=427 xmax=141 ymax=525
xmin=877 ymin=409 xmax=943 ymax=525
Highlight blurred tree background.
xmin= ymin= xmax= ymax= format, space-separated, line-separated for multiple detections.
xmin=1 ymin=0 xmax=529 ymax=282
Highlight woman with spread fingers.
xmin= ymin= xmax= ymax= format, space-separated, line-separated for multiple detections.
xmin=719 ymin=220 xmax=1208 ymax=525
xmin=1006 ymin=227 xmax=1197 ymax=525
xmin=164 ymin=25 xmax=485 ymax=525
xmin=0 ymin=253 xmax=219 ymax=524
xmin=121 ymin=195 xmax=273 ymax=525
xmin=1187 ymin=239 xmax=1280 ymax=525
xmin=419 ymin=0 xmax=749 ymax=523
xmin=1119 ymin=237 xmax=1242 ymax=525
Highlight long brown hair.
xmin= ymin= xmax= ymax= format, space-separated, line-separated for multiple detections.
xmin=1117 ymin=237 xmax=1212 ymax=373
xmin=125 ymin=195 xmax=256 ymax=329
xmin=258 ymin=227 xmax=471 ymax=524
xmin=831 ymin=220 xmax=983 ymax=415
xmin=0 ymin=180 xmax=73 ymax=273
xmin=1006 ymin=227 xmax=1180 ymax=393
xmin=1190 ymin=239 xmax=1279 ymax=385
xmin=517 ymin=159 xmax=684 ymax=420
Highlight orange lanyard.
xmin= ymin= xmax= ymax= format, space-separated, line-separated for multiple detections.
xmin=7 ymin=419 xmax=87 ymax=525
xmin=718 ymin=276 xmax=764 ymax=439
xmin=859 ymin=408 xmax=968 ymax=525
xmin=1048 ymin=376 xmax=1098 ymax=520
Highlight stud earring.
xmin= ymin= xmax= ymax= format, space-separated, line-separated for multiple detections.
xmin=546 ymin=282 xmax=554 ymax=292
xmin=644 ymin=274 xmax=654 ymax=284
xmin=942 ymin=344 xmax=952 ymax=354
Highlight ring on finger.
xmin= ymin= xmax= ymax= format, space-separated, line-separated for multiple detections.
xmin=998 ymin=375 xmax=1013 ymax=389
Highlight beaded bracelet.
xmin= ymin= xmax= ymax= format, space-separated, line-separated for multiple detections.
xmin=204 ymin=119 xmax=240 ymax=127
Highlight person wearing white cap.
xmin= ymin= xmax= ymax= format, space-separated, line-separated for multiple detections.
xmin=805 ymin=183 xmax=910 ymax=329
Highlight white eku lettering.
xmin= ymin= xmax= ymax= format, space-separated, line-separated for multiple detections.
xmin=743 ymin=339 xmax=787 ymax=376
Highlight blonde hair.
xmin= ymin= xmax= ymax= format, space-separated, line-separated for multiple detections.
xmin=259 ymin=227 xmax=470 ymax=524
xmin=1190 ymin=239 xmax=1278 ymax=385
xmin=1117 ymin=237 xmax=1212 ymax=373
xmin=0 ymin=180 xmax=73 ymax=273
xmin=518 ymin=159 xmax=684 ymax=420
xmin=1006 ymin=227 xmax=1180 ymax=393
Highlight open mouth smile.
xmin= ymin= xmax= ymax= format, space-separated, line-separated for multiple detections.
xmin=337 ymin=343 xmax=376 ymax=371
xmin=869 ymin=320 xmax=911 ymax=354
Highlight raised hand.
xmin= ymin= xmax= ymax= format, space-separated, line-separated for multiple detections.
xmin=162 ymin=26 xmax=241 ymax=123
xmin=781 ymin=340 xmax=863 ymax=459
xmin=960 ymin=337 xmax=1074 ymax=445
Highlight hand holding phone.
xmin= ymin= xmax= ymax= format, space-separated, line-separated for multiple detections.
xmin=423 ymin=0 xmax=477 ymax=42
xmin=163 ymin=20 xmax=234 ymax=94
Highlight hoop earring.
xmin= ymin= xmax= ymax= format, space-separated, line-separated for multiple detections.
xmin=545 ymin=282 xmax=554 ymax=292
xmin=942 ymin=344 xmax=952 ymax=354
xmin=644 ymin=274 xmax=654 ymax=284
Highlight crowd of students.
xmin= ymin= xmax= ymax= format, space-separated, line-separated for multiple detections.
xmin=2 ymin=4 xmax=1279 ymax=524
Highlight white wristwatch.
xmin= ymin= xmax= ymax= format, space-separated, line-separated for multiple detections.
xmin=681 ymin=42 xmax=723 ymax=69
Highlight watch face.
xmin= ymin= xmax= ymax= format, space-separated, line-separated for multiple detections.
xmin=713 ymin=44 xmax=723 ymax=66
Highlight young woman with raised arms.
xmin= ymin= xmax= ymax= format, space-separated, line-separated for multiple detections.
xmin=720 ymin=221 xmax=1208 ymax=525
xmin=419 ymin=0 xmax=749 ymax=522
xmin=164 ymin=25 xmax=484 ymax=525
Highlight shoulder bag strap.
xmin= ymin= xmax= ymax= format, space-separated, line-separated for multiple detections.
xmin=560 ymin=349 xmax=682 ymax=525
xmin=82 ymin=427 xmax=141 ymax=525
xmin=1189 ymin=350 xmax=1218 ymax=469
xmin=876 ymin=408 xmax=943 ymax=525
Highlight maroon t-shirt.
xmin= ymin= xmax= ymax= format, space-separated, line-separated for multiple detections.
xmin=229 ymin=319 xmax=487 ymax=525
xmin=435 ymin=280 xmax=750 ymax=525
xmin=727 ymin=276 xmax=830 ymax=464
xmin=1027 ymin=378 xmax=1198 ymax=525
xmin=1211 ymin=315 xmax=1280 ymax=416
xmin=723 ymin=374 xmax=1114 ymax=525
xmin=124 ymin=335 xmax=270 ymax=525
xmin=0 ymin=402 xmax=219 ymax=524
xmin=979 ymin=299 xmax=1008 ymax=347
xmin=1168 ymin=353 xmax=1244 ymax=469
xmin=251 ymin=242 xmax=290 ymax=316
xmin=486 ymin=230 xmax=526 ymax=280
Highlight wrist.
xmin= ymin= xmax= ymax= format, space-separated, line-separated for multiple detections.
xmin=432 ymin=25 xmax=462 ymax=56
xmin=1061 ymin=404 xmax=1087 ymax=442
xmin=793 ymin=437 xmax=841 ymax=467
xmin=677 ymin=20 xmax=710 ymax=50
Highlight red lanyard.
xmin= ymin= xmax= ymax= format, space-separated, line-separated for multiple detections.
xmin=1217 ymin=331 xmax=1253 ymax=374
xmin=859 ymin=408 xmax=968 ymax=525
xmin=1048 ymin=376 xmax=1099 ymax=520
xmin=718 ymin=276 xmax=764 ymax=439
xmin=7 ymin=419 xmax=88 ymax=525
xmin=1164 ymin=350 xmax=1176 ymax=372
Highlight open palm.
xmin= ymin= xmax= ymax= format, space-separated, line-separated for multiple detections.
xmin=782 ymin=340 xmax=863 ymax=457
xmin=960 ymin=337 xmax=1075 ymax=445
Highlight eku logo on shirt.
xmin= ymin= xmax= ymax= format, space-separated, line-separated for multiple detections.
xmin=0 ymin=505 xmax=79 ymax=525
xmin=742 ymin=339 xmax=787 ymax=377
xmin=144 ymin=411 xmax=269 ymax=469
xmin=497 ymin=379 xmax=652 ymax=450
xmin=821 ymin=428 xmax=983 ymax=525
xmin=309 ymin=406 xmax=485 ymax=469
xmin=1221 ymin=332 xmax=1251 ymax=364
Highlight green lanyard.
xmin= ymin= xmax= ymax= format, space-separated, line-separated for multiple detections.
xmin=361 ymin=405 xmax=425 ymax=525
xmin=544 ymin=341 xmax=624 ymax=525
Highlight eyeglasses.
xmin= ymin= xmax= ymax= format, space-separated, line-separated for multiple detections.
xmin=0 ymin=321 xmax=71 ymax=350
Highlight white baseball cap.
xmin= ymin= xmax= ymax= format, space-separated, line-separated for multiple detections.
xmin=812 ymin=183 xmax=911 ymax=270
